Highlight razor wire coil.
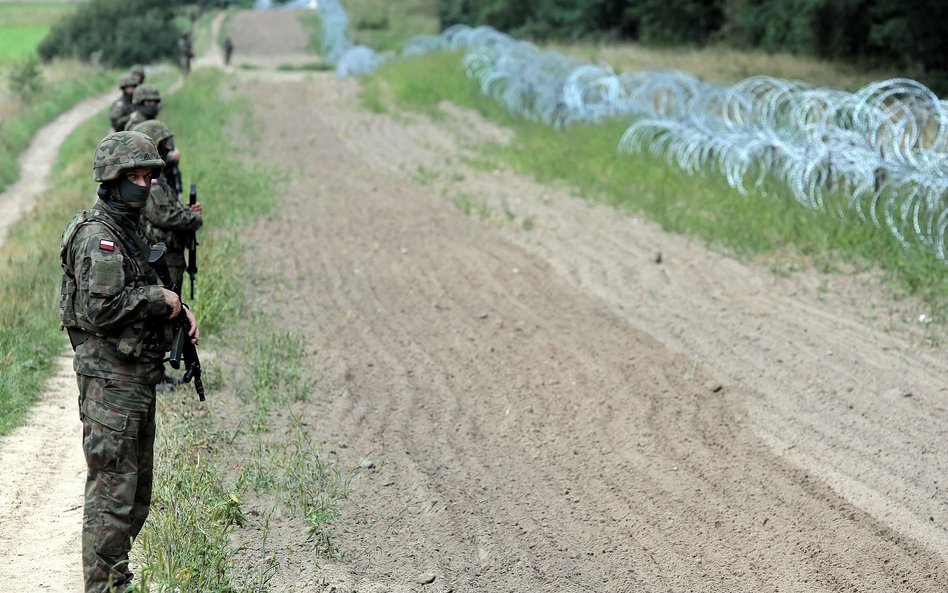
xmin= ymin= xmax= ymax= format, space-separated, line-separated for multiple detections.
xmin=300 ymin=0 xmax=948 ymax=262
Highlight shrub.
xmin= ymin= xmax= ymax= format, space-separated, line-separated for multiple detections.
xmin=37 ymin=0 xmax=192 ymax=68
xmin=7 ymin=54 xmax=44 ymax=100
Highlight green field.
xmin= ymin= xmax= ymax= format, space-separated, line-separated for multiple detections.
xmin=0 ymin=2 xmax=74 ymax=26
xmin=0 ymin=2 xmax=75 ymax=61
xmin=0 ymin=26 xmax=47 ymax=61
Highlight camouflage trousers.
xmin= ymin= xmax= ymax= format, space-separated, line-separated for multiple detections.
xmin=77 ymin=374 xmax=157 ymax=593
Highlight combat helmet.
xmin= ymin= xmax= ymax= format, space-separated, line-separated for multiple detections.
xmin=131 ymin=119 xmax=173 ymax=147
xmin=130 ymin=64 xmax=146 ymax=83
xmin=118 ymin=74 xmax=139 ymax=91
xmin=92 ymin=131 xmax=165 ymax=182
xmin=132 ymin=84 xmax=162 ymax=106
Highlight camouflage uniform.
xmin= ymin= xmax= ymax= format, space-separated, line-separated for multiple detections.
xmin=131 ymin=120 xmax=203 ymax=289
xmin=60 ymin=131 xmax=170 ymax=593
xmin=223 ymin=36 xmax=234 ymax=66
xmin=178 ymin=33 xmax=194 ymax=75
xmin=124 ymin=85 xmax=162 ymax=132
xmin=108 ymin=76 xmax=139 ymax=133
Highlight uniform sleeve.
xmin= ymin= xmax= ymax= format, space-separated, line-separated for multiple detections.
xmin=71 ymin=230 xmax=167 ymax=331
xmin=144 ymin=184 xmax=203 ymax=232
xmin=109 ymin=100 xmax=128 ymax=132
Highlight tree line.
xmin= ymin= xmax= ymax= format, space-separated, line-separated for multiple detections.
xmin=439 ymin=0 xmax=948 ymax=90
xmin=37 ymin=0 xmax=244 ymax=67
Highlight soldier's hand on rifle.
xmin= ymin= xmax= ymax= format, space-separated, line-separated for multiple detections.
xmin=185 ymin=307 xmax=200 ymax=344
xmin=189 ymin=202 xmax=203 ymax=213
xmin=162 ymin=288 xmax=182 ymax=318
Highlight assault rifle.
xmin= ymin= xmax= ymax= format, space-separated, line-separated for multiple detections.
xmin=148 ymin=242 xmax=206 ymax=401
xmin=164 ymin=146 xmax=184 ymax=196
xmin=186 ymin=183 xmax=199 ymax=300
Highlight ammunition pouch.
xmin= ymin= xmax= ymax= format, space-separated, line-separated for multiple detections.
xmin=60 ymin=275 xmax=79 ymax=330
xmin=115 ymin=321 xmax=172 ymax=358
xmin=66 ymin=327 xmax=91 ymax=351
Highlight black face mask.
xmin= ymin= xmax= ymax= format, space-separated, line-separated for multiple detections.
xmin=139 ymin=102 xmax=160 ymax=118
xmin=117 ymin=176 xmax=151 ymax=208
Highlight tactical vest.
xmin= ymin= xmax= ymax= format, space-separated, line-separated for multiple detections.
xmin=60 ymin=208 xmax=170 ymax=360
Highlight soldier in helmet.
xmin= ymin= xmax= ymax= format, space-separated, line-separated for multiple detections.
xmin=108 ymin=75 xmax=140 ymax=132
xmin=59 ymin=131 xmax=199 ymax=593
xmin=223 ymin=36 xmax=234 ymax=66
xmin=178 ymin=31 xmax=194 ymax=75
xmin=124 ymin=84 xmax=162 ymax=131
xmin=129 ymin=64 xmax=146 ymax=85
xmin=131 ymin=119 xmax=203 ymax=289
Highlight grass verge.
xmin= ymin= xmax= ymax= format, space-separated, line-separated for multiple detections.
xmin=362 ymin=52 xmax=948 ymax=332
xmin=340 ymin=0 xmax=440 ymax=53
xmin=0 ymin=99 xmax=110 ymax=436
xmin=0 ymin=61 xmax=116 ymax=194
xmin=126 ymin=69 xmax=351 ymax=590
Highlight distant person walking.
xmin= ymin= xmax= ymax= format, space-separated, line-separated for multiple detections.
xmin=178 ymin=32 xmax=194 ymax=75
xmin=223 ymin=36 xmax=234 ymax=66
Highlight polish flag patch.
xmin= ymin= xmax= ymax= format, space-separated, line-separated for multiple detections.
xmin=99 ymin=239 xmax=115 ymax=252
xmin=151 ymin=179 xmax=159 ymax=186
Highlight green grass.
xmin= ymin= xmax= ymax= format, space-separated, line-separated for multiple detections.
xmin=275 ymin=61 xmax=333 ymax=72
xmin=0 ymin=113 xmax=107 ymax=437
xmin=304 ymin=0 xmax=438 ymax=54
xmin=342 ymin=0 xmax=439 ymax=52
xmin=0 ymin=26 xmax=48 ymax=61
xmin=0 ymin=1 xmax=77 ymax=62
xmin=127 ymin=69 xmax=351 ymax=588
xmin=0 ymin=2 xmax=76 ymax=26
xmin=300 ymin=10 xmax=324 ymax=55
xmin=364 ymin=51 xmax=948 ymax=328
xmin=0 ymin=67 xmax=117 ymax=194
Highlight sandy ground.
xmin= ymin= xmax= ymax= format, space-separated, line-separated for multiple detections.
xmin=1 ymin=7 xmax=946 ymax=593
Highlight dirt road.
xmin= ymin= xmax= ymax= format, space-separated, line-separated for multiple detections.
xmin=2 ymin=8 xmax=946 ymax=593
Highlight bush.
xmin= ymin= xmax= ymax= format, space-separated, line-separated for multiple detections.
xmin=7 ymin=54 xmax=44 ymax=100
xmin=37 ymin=0 xmax=193 ymax=68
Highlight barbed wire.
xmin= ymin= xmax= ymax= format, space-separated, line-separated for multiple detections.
xmin=301 ymin=4 xmax=948 ymax=262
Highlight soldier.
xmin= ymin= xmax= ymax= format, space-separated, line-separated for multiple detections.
xmin=59 ymin=131 xmax=199 ymax=593
xmin=223 ymin=36 xmax=234 ymax=66
xmin=129 ymin=64 xmax=146 ymax=85
xmin=124 ymin=84 xmax=162 ymax=131
xmin=108 ymin=75 xmax=140 ymax=132
xmin=178 ymin=32 xmax=194 ymax=75
xmin=131 ymin=119 xmax=203 ymax=289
